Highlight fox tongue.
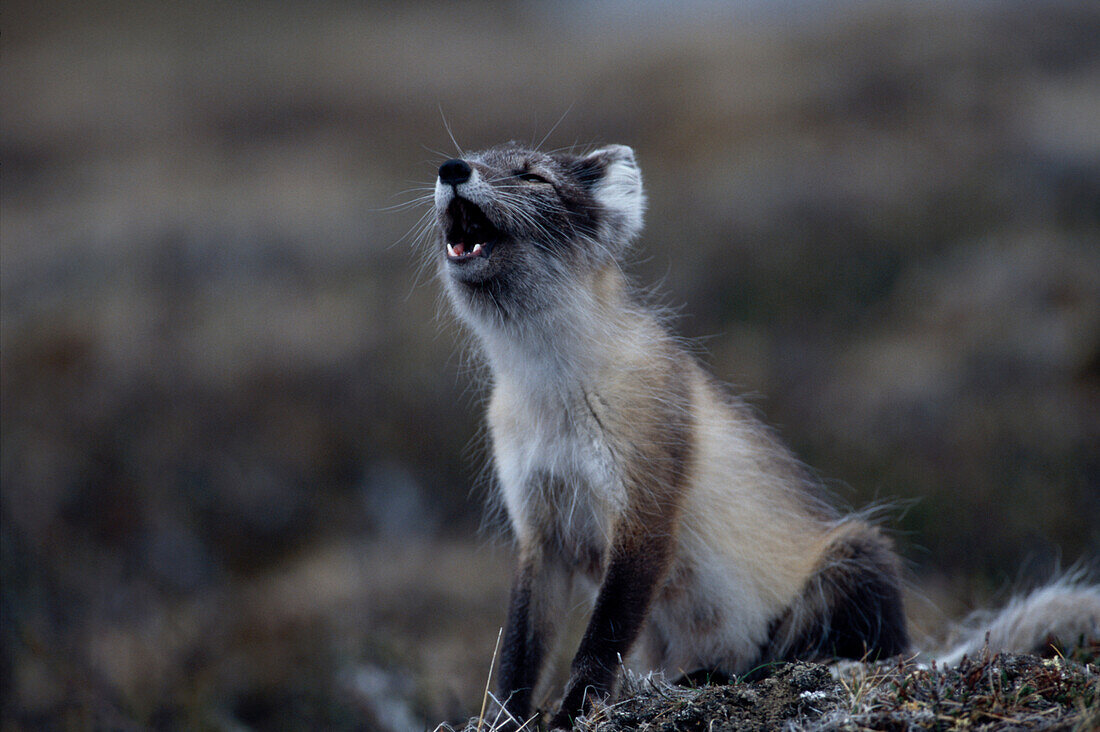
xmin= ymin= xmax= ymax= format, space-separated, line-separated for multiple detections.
xmin=452 ymin=242 xmax=467 ymax=256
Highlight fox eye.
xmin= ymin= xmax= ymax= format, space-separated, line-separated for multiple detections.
xmin=516 ymin=172 xmax=550 ymax=184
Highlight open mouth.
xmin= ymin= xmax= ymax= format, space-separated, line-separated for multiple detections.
xmin=445 ymin=197 xmax=499 ymax=262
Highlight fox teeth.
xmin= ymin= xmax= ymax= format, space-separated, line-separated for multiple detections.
xmin=472 ymin=243 xmax=483 ymax=255
xmin=447 ymin=242 xmax=457 ymax=257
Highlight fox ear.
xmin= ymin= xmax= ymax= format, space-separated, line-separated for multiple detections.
xmin=577 ymin=145 xmax=646 ymax=245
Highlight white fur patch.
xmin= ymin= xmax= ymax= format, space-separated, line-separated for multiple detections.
xmin=588 ymin=145 xmax=646 ymax=242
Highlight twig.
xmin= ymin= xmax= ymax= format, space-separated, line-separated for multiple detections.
xmin=477 ymin=628 xmax=504 ymax=732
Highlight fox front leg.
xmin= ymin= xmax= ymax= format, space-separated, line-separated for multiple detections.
xmin=549 ymin=529 xmax=675 ymax=730
xmin=497 ymin=550 xmax=568 ymax=729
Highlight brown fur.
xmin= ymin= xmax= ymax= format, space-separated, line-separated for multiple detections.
xmin=765 ymin=522 xmax=908 ymax=664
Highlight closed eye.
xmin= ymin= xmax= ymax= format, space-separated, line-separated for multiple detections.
xmin=516 ymin=172 xmax=551 ymax=184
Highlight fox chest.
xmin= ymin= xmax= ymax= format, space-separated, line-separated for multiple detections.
xmin=488 ymin=385 xmax=624 ymax=569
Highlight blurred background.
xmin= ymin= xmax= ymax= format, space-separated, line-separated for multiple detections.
xmin=2 ymin=0 xmax=1098 ymax=728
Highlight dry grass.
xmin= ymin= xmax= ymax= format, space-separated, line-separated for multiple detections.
xmin=825 ymin=649 xmax=1099 ymax=731
xmin=441 ymin=648 xmax=1098 ymax=732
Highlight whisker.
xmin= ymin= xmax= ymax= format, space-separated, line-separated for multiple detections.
xmin=439 ymin=105 xmax=464 ymax=157
xmin=536 ymin=101 xmax=575 ymax=152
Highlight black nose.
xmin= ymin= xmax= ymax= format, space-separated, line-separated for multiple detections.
xmin=439 ymin=158 xmax=472 ymax=186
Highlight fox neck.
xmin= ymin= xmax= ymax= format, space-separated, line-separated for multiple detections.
xmin=467 ymin=263 xmax=641 ymax=394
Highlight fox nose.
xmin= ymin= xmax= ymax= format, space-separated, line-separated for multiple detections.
xmin=439 ymin=158 xmax=472 ymax=186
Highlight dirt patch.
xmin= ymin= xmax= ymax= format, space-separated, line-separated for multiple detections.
xmin=445 ymin=651 xmax=1098 ymax=731
xmin=585 ymin=663 xmax=842 ymax=731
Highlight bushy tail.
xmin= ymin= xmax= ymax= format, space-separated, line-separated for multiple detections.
xmin=935 ymin=577 xmax=1100 ymax=666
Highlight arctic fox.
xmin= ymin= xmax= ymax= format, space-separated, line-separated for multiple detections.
xmin=429 ymin=141 xmax=1099 ymax=729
